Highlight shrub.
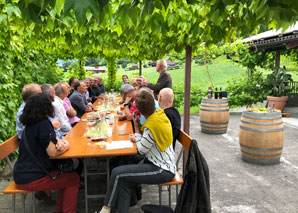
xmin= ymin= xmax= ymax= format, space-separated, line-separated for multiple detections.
xmin=173 ymin=82 xmax=206 ymax=109
xmin=226 ymin=70 xmax=270 ymax=108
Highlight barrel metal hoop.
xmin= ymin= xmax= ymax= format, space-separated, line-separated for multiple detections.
xmin=242 ymin=115 xmax=282 ymax=120
xmin=201 ymin=125 xmax=227 ymax=129
xmin=240 ymin=125 xmax=284 ymax=132
xmin=200 ymin=109 xmax=229 ymax=112
xmin=200 ymin=120 xmax=229 ymax=125
xmin=201 ymin=130 xmax=227 ymax=134
xmin=240 ymin=120 xmax=283 ymax=126
xmin=200 ymin=104 xmax=229 ymax=108
xmin=240 ymin=144 xmax=283 ymax=152
xmin=242 ymin=156 xmax=280 ymax=165
xmin=241 ymin=150 xmax=282 ymax=157
xmin=242 ymin=111 xmax=281 ymax=116
xmin=202 ymin=100 xmax=228 ymax=104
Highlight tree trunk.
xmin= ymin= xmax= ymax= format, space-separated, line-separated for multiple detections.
xmin=139 ymin=60 xmax=142 ymax=76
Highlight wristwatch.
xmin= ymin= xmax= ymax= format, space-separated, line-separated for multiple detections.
xmin=124 ymin=103 xmax=129 ymax=107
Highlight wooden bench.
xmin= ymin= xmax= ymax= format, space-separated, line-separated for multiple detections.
xmin=0 ymin=135 xmax=37 ymax=213
xmin=158 ymin=129 xmax=192 ymax=207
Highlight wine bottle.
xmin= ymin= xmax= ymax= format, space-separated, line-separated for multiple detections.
xmin=219 ymin=87 xmax=222 ymax=99
xmin=215 ymin=88 xmax=218 ymax=99
xmin=208 ymin=87 xmax=212 ymax=99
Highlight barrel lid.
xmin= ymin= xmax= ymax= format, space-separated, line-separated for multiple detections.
xmin=242 ymin=111 xmax=281 ymax=116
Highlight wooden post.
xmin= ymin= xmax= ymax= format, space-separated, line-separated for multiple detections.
xmin=183 ymin=45 xmax=192 ymax=173
xmin=275 ymin=50 xmax=280 ymax=71
xmin=139 ymin=60 xmax=142 ymax=76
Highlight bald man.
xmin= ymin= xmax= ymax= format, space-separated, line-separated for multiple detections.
xmin=16 ymin=84 xmax=42 ymax=139
xmin=158 ymin=88 xmax=181 ymax=150
xmin=144 ymin=59 xmax=172 ymax=99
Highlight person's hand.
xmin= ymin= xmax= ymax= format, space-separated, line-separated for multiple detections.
xmin=129 ymin=134 xmax=136 ymax=142
xmin=124 ymin=96 xmax=132 ymax=105
xmin=143 ymin=79 xmax=149 ymax=86
xmin=85 ymin=106 xmax=92 ymax=112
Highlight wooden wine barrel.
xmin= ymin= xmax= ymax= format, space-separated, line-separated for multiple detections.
xmin=239 ymin=111 xmax=284 ymax=165
xmin=199 ymin=98 xmax=229 ymax=134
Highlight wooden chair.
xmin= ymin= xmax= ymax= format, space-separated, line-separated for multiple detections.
xmin=0 ymin=135 xmax=37 ymax=213
xmin=158 ymin=129 xmax=192 ymax=207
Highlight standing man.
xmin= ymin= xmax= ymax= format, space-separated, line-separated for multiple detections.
xmin=158 ymin=88 xmax=181 ymax=150
xmin=69 ymin=81 xmax=92 ymax=118
xmin=144 ymin=59 xmax=172 ymax=99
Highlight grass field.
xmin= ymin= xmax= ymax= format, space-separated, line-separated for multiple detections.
xmin=97 ymin=55 xmax=298 ymax=114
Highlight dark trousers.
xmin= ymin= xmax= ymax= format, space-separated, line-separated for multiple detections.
xmin=16 ymin=171 xmax=79 ymax=213
xmin=104 ymin=161 xmax=174 ymax=213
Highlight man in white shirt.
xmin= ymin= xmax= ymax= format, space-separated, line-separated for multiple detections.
xmin=53 ymin=83 xmax=72 ymax=136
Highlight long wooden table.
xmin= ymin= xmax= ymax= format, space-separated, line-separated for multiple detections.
xmin=54 ymin=98 xmax=138 ymax=212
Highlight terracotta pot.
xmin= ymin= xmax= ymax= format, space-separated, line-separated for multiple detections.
xmin=266 ymin=96 xmax=288 ymax=112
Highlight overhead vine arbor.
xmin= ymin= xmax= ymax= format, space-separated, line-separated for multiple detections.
xmin=1 ymin=0 xmax=298 ymax=144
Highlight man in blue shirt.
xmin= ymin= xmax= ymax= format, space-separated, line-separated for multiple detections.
xmin=16 ymin=84 xmax=42 ymax=139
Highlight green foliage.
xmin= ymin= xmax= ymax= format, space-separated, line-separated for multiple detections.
xmin=106 ymin=57 xmax=118 ymax=89
xmin=226 ymin=70 xmax=270 ymax=108
xmin=266 ymin=68 xmax=293 ymax=97
xmin=173 ymin=82 xmax=206 ymax=109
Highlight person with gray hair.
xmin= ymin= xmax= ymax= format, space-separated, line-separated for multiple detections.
xmin=41 ymin=83 xmax=63 ymax=138
xmin=144 ymin=59 xmax=172 ymax=99
xmin=119 ymin=84 xmax=139 ymax=121
xmin=16 ymin=84 xmax=42 ymax=139
xmin=53 ymin=83 xmax=72 ymax=136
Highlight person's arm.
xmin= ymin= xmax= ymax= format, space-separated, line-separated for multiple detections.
xmin=71 ymin=94 xmax=88 ymax=113
xmin=147 ymin=72 xmax=169 ymax=92
xmin=46 ymin=138 xmax=69 ymax=157
xmin=51 ymin=119 xmax=61 ymax=130
xmin=123 ymin=97 xmax=134 ymax=120
xmin=66 ymin=108 xmax=77 ymax=117
xmin=135 ymin=127 xmax=154 ymax=154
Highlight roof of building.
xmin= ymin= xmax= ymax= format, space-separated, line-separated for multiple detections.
xmin=241 ymin=21 xmax=298 ymax=51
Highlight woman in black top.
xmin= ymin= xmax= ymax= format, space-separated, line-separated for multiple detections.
xmin=13 ymin=93 xmax=79 ymax=213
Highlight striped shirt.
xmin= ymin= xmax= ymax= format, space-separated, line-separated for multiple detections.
xmin=135 ymin=127 xmax=176 ymax=174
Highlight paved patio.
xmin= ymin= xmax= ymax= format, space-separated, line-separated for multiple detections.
xmin=1 ymin=107 xmax=297 ymax=213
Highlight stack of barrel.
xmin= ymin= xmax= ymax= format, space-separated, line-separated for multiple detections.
xmin=239 ymin=110 xmax=284 ymax=165
xmin=200 ymin=98 xmax=229 ymax=134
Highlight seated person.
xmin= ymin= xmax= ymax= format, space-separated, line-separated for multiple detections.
xmin=158 ymin=88 xmax=181 ymax=150
xmin=89 ymin=78 xmax=100 ymax=103
xmin=99 ymin=89 xmax=176 ymax=213
xmin=69 ymin=81 xmax=92 ymax=118
xmin=97 ymin=76 xmax=105 ymax=95
xmin=53 ymin=83 xmax=72 ymax=136
xmin=121 ymin=75 xmax=129 ymax=86
xmin=118 ymin=84 xmax=139 ymax=121
xmin=68 ymin=77 xmax=79 ymax=98
xmin=41 ymin=84 xmax=63 ymax=138
xmin=16 ymin=84 xmax=42 ymax=139
xmin=84 ymin=78 xmax=92 ymax=102
xmin=62 ymin=82 xmax=80 ymax=127
xmin=13 ymin=93 xmax=79 ymax=213
xmin=136 ymin=76 xmax=146 ymax=88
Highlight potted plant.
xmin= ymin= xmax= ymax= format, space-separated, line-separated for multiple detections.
xmin=266 ymin=68 xmax=293 ymax=112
